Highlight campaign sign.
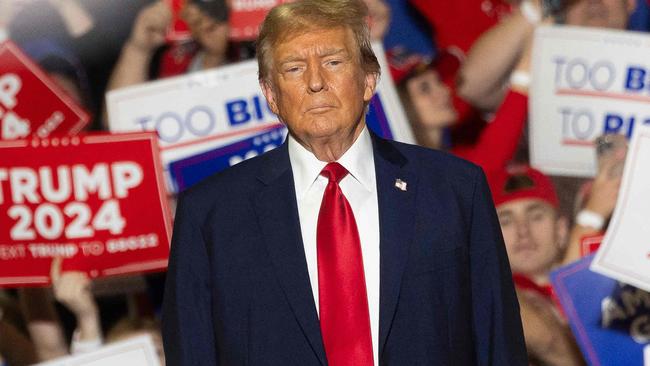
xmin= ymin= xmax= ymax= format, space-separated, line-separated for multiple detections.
xmin=551 ymin=255 xmax=650 ymax=366
xmin=165 ymin=0 xmax=191 ymax=42
xmin=530 ymin=26 xmax=650 ymax=177
xmin=0 ymin=41 xmax=90 ymax=140
xmin=591 ymin=126 xmax=650 ymax=292
xmin=36 ymin=335 xmax=160 ymax=366
xmin=229 ymin=0 xmax=291 ymax=41
xmin=170 ymin=124 xmax=286 ymax=191
xmin=107 ymin=43 xmax=414 ymax=191
xmin=107 ymin=60 xmax=280 ymax=172
xmin=0 ymin=133 xmax=172 ymax=287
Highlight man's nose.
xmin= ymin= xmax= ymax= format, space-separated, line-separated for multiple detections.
xmin=515 ymin=219 xmax=531 ymax=239
xmin=306 ymin=64 xmax=326 ymax=93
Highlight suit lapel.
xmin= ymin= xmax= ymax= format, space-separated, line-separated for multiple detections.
xmin=253 ymin=142 xmax=327 ymax=366
xmin=372 ymin=134 xmax=418 ymax=359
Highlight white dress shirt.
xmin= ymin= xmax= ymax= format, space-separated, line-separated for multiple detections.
xmin=288 ymin=126 xmax=380 ymax=365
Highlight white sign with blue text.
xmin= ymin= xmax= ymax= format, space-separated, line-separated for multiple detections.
xmin=106 ymin=61 xmax=281 ymax=169
xmin=530 ymin=25 xmax=650 ymax=177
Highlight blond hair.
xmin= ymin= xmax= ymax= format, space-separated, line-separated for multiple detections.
xmin=256 ymin=0 xmax=380 ymax=83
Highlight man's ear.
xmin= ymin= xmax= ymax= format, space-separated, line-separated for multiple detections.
xmin=260 ymin=79 xmax=279 ymax=115
xmin=363 ymin=71 xmax=379 ymax=103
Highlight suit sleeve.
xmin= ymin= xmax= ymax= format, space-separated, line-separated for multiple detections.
xmin=162 ymin=192 xmax=219 ymax=365
xmin=468 ymin=167 xmax=528 ymax=366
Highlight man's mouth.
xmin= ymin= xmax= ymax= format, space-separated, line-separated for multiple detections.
xmin=515 ymin=243 xmax=538 ymax=253
xmin=307 ymin=105 xmax=335 ymax=113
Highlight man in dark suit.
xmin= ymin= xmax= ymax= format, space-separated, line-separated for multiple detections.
xmin=162 ymin=0 xmax=527 ymax=365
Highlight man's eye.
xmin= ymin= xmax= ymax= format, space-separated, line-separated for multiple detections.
xmin=530 ymin=212 xmax=545 ymax=222
xmin=285 ymin=66 xmax=301 ymax=73
xmin=327 ymin=60 xmax=342 ymax=66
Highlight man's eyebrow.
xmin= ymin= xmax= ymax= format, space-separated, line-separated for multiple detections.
xmin=497 ymin=210 xmax=513 ymax=217
xmin=525 ymin=202 xmax=547 ymax=213
xmin=278 ymin=48 xmax=349 ymax=65
xmin=319 ymin=48 xmax=348 ymax=57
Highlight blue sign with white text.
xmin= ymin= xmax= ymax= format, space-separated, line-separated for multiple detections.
xmin=551 ymin=255 xmax=650 ymax=366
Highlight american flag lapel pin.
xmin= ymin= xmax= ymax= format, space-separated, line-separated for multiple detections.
xmin=394 ymin=178 xmax=407 ymax=191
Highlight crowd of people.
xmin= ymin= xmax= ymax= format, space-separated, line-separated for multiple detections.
xmin=0 ymin=0 xmax=648 ymax=364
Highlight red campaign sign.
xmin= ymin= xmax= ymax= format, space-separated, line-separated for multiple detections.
xmin=580 ymin=234 xmax=604 ymax=257
xmin=0 ymin=132 xmax=172 ymax=287
xmin=229 ymin=0 xmax=292 ymax=41
xmin=166 ymin=0 xmax=192 ymax=42
xmin=230 ymin=0 xmax=291 ymax=41
xmin=164 ymin=0 xmax=291 ymax=42
xmin=0 ymin=41 xmax=90 ymax=140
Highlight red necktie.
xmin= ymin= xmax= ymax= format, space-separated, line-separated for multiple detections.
xmin=317 ymin=162 xmax=373 ymax=366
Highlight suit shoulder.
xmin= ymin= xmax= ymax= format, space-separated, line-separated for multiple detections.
xmin=387 ymin=139 xmax=482 ymax=178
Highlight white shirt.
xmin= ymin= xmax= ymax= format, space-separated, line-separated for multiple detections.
xmin=288 ymin=126 xmax=380 ymax=365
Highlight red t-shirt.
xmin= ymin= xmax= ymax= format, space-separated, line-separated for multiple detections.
xmin=452 ymin=89 xmax=528 ymax=173
xmin=410 ymin=0 xmax=513 ymax=53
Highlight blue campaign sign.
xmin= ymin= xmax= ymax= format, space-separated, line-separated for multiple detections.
xmin=551 ymin=255 xmax=650 ymax=366
xmin=366 ymin=94 xmax=394 ymax=140
xmin=169 ymin=125 xmax=287 ymax=192
xmin=169 ymin=93 xmax=397 ymax=192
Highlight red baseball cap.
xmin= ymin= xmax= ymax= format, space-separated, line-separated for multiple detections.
xmin=386 ymin=47 xmax=462 ymax=85
xmin=487 ymin=165 xmax=559 ymax=208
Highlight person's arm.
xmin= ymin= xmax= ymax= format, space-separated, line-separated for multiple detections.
xmin=562 ymin=154 xmax=623 ymax=265
xmin=517 ymin=290 xmax=584 ymax=365
xmin=457 ymin=1 xmax=540 ymax=111
xmin=0 ymin=319 xmax=39 ymax=366
xmin=47 ymin=0 xmax=94 ymax=38
xmin=17 ymin=288 xmax=68 ymax=361
xmin=363 ymin=0 xmax=391 ymax=41
xmin=102 ymin=1 xmax=171 ymax=127
xmin=106 ymin=1 xmax=171 ymax=92
xmin=452 ymin=42 xmax=531 ymax=172
xmin=162 ymin=192 xmax=218 ymax=365
xmin=50 ymin=257 xmax=103 ymax=353
xmin=468 ymin=168 xmax=528 ymax=365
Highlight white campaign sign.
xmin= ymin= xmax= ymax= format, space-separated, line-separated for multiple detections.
xmin=591 ymin=124 xmax=650 ymax=292
xmin=107 ymin=61 xmax=279 ymax=168
xmin=35 ymin=335 xmax=160 ymax=366
xmin=530 ymin=25 xmax=650 ymax=177
xmin=107 ymin=43 xmax=414 ymax=171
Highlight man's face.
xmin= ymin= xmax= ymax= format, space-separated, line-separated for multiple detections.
xmin=564 ymin=0 xmax=636 ymax=29
xmin=497 ymin=198 xmax=567 ymax=278
xmin=261 ymin=26 xmax=377 ymax=148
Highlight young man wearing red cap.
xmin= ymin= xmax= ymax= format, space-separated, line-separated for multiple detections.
xmin=489 ymin=165 xmax=584 ymax=366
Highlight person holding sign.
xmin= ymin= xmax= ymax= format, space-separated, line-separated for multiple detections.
xmin=163 ymin=0 xmax=527 ymax=365
xmin=459 ymin=0 xmax=637 ymax=111
xmin=107 ymin=0 xmax=232 ymax=94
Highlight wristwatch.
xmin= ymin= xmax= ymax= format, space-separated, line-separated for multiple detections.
xmin=576 ymin=210 xmax=605 ymax=230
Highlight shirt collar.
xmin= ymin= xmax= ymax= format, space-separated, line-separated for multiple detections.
xmin=288 ymin=126 xmax=375 ymax=199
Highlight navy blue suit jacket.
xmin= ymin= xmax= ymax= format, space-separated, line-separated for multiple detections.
xmin=162 ymin=133 xmax=527 ymax=365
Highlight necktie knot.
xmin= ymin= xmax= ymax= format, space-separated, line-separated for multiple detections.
xmin=320 ymin=162 xmax=349 ymax=184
